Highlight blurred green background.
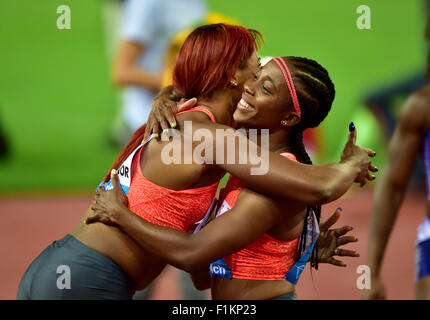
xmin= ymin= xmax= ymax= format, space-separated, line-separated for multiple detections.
xmin=0 ymin=0 xmax=426 ymax=192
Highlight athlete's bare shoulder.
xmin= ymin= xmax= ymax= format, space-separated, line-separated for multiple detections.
xmin=400 ymin=85 xmax=430 ymax=135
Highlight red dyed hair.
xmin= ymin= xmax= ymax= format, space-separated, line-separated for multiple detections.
xmin=173 ymin=23 xmax=263 ymax=98
xmin=102 ymin=124 xmax=147 ymax=183
xmin=102 ymin=24 xmax=263 ymax=183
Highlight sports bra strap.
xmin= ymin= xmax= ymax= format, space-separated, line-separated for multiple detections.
xmin=280 ymin=152 xmax=297 ymax=162
xmin=175 ymin=106 xmax=216 ymax=123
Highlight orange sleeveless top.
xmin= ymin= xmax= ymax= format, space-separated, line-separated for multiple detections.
xmin=211 ymin=153 xmax=300 ymax=280
xmin=126 ymin=107 xmax=219 ymax=232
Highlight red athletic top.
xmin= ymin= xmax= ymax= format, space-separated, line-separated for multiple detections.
xmin=125 ymin=107 xmax=218 ymax=232
xmin=217 ymin=152 xmax=300 ymax=280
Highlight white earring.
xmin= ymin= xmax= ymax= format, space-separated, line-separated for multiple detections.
xmin=231 ymin=80 xmax=238 ymax=87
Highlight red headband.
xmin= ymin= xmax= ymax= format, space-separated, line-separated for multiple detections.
xmin=272 ymin=57 xmax=301 ymax=115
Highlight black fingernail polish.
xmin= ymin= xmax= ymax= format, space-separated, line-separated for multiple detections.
xmin=356 ymin=238 xmax=359 ymax=242
xmin=349 ymin=122 xmax=355 ymax=132
xmin=357 ymin=254 xmax=360 ymax=257
xmin=375 ymin=167 xmax=379 ymax=172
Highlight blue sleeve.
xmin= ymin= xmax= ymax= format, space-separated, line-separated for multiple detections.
xmin=121 ymin=0 xmax=159 ymax=45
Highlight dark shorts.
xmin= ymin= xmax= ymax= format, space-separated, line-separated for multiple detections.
xmin=416 ymin=239 xmax=430 ymax=281
xmin=271 ymin=292 xmax=298 ymax=300
xmin=16 ymin=234 xmax=135 ymax=300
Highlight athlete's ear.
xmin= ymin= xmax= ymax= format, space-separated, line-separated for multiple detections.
xmin=280 ymin=112 xmax=300 ymax=127
xmin=229 ymin=78 xmax=239 ymax=88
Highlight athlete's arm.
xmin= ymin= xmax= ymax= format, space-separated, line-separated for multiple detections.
xmin=113 ymin=40 xmax=162 ymax=92
xmin=202 ymin=122 xmax=376 ymax=206
xmin=87 ymin=172 xmax=284 ymax=272
xmin=141 ymin=89 xmax=376 ymax=205
xmin=363 ymin=90 xmax=430 ymax=300
xmin=87 ymin=171 xmax=359 ymax=272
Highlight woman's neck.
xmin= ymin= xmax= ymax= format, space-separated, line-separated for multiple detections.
xmin=266 ymin=129 xmax=292 ymax=154
xmin=196 ymin=89 xmax=236 ymax=126
xmin=240 ymin=126 xmax=292 ymax=153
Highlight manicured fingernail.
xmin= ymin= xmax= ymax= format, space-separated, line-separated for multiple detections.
xmin=349 ymin=122 xmax=355 ymax=132
xmin=357 ymin=254 xmax=360 ymax=257
xmin=337 ymin=207 xmax=343 ymax=212
xmin=84 ymin=219 xmax=87 ymax=224
xmin=171 ymin=122 xmax=176 ymax=128
xmin=372 ymin=175 xmax=376 ymax=180
xmin=355 ymin=238 xmax=359 ymax=242
xmin=153 ymin=133 xmax=159 ymax=138
xmin=111 ymin=169 xmax=117 ymax=175
xmin=375 ymin=167 xmax=379 ymax=172
xmin=351 ymin=226 xmax=354 ymax=230
xmin=163 ymin=129 xmax=168 ymax=133
xmin=344 ymin=264 xmax=347 ymax=267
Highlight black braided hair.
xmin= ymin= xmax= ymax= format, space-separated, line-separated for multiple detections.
xmin=280 ymin=56 xmax=335 ymax=270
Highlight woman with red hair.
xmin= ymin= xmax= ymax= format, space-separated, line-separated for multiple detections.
xmin=17 ymin=24 xmax=374 ymax=300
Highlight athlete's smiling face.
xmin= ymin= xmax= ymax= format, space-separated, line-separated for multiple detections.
xmin=233 ymin=60 xmax=300 ymax=130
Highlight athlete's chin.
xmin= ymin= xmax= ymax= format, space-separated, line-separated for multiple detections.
xmin=233 ymin=110 xmax=258 ymax=125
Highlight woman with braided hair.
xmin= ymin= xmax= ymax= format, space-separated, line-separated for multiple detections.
xmin=87 ymin=56 xmax=363 ymax=300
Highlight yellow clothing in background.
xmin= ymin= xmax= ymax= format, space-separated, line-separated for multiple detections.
xmin=161 ymin=12 xmax=239 ymax=88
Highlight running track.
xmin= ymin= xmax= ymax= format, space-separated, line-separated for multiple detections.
xmin=0 ymin=188 xmax=425 ymax=300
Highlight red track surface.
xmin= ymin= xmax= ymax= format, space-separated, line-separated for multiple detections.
xmin=0 ymin=189 xmax=425 ymax=300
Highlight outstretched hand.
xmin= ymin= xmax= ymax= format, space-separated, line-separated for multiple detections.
xmin=317 ymin=208 xmax=359 ymax=267
xmin=85 ymin=169 xmax=129 ymax=227
xmin=341 ymin=122 xmax=378 ymax=187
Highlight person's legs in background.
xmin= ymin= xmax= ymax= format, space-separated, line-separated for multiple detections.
xmin=416 ymin=276 xmax=430 ymax=299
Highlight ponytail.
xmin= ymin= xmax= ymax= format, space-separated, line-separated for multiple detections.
xmin=102 ymin=124 xmax=147 ymax=183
